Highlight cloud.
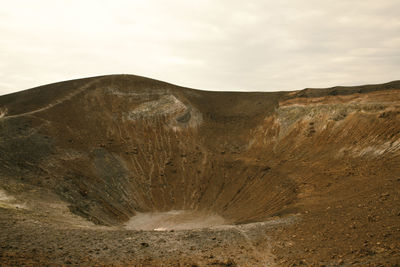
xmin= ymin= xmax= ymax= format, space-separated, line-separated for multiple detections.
xmin=0 ymin=0 xmax=399 ymax=95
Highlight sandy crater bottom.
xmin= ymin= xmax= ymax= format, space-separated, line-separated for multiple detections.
xmin=124 ymin=210 xmax=227 ymax=231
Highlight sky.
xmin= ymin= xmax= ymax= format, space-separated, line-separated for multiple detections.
xmin=0 ymin=0 xmax=399 ymax=95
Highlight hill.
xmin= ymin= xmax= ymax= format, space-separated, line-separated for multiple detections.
xmin=0 ymin=75 xmax=399 ymax=266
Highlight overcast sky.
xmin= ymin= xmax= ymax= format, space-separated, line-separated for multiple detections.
xmin=0 ymin=0 xmax=399 ymax=95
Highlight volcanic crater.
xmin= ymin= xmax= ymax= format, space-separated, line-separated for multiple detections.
xmin=0 ymin=75 xmax=399 ymax=266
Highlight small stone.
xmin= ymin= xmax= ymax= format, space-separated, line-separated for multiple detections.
xmin=262 ymin=166 xmax=271 ymax=172
xmin=140 ymin=242 xmax=149 ymax=248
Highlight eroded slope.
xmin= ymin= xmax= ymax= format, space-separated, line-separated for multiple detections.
xmin=0 ymin=75 xmax=399 ymax=265
xmin=0 ymin=75 xmax=399 ymax=226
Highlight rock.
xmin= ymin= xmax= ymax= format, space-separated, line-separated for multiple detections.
xmin=262 ymin=166 xmax=271 ymax=172
xmin=140 ymin=242 xmax=149 ymax=248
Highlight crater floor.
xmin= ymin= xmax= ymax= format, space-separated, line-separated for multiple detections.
xmin=124 ymin=210 xmax=227 ymax=231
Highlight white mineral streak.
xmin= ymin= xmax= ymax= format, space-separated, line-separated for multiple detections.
xmin=0 ymin=107 xmax=7 ymax=118
xmin=126 ymin=95 xmax=202 ymax=130
xmin=128 ymin=95 xmax=186 ymax=119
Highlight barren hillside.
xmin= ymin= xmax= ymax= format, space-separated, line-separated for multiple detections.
xmin=0 ymin=75 xmax=399 ymax=266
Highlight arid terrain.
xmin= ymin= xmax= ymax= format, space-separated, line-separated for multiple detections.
xmin=0 ymin=75 xmax=399 ymax=266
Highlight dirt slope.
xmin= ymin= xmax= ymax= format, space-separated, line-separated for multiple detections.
xmin=0 ymin=75 xmax=399 ymax=266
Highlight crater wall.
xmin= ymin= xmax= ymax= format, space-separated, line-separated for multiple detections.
xmin=1 ymin=75 xmax=399 ymax=226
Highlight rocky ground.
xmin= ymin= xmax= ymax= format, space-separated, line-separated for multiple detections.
xmin=0 ymin=190 xmax=287 ymax=266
